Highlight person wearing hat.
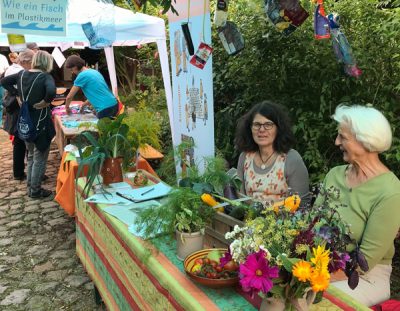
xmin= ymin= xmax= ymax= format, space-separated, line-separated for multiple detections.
xmin=64 ymin=55 xmax=118 ymax=119
xmin=26 ymin=42 xmax=39 ymax=53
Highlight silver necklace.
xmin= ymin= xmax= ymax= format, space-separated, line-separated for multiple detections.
xmin=259 ymin=150 xmax=275 ymax=170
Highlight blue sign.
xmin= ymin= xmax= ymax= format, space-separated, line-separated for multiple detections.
xmin=1 ymin=0 xmax=67 ymax=36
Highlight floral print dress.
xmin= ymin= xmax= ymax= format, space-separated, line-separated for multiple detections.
xmin=243 ymin=152 xmax=288 ymax=205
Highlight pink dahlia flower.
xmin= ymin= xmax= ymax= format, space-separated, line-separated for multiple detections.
xmin=239 ymin=250 xmax=279 ymax=294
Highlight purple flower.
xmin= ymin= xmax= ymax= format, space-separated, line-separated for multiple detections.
xmin=317 ymin=225 xmax=332 ymax=243
xmin=329 ymin=251 xmax=350 ymax=272
xmin=239 ymin=250 xmax=279 ymax=295
xmin=220 ymin=251 xmax=233 ymax=267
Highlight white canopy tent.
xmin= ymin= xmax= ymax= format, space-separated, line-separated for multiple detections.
xmin=0 ymin=0 xmax=175 ymax=142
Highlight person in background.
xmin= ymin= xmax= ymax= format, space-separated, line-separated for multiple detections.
xmin=6 ymin=53 xmax=22 ymax=76
xmin=0 ymin=52 xmax=10 ymax=127
xmin=235 ymin=101 xmax=310 ymax=206
xmin=8 ymin=52 xmax=19 ymax=64
xmin=1 ymin=49 xmax=34 ymax=180
xmin=318 ymin=105 xmax=400 ymax=306
xmin=1 ymin=51 xmax=56 ymax=198
xmin=64 ymin=55 xmax=118 ymax=119
xmin=26 ymin=42 xmax=39 ymax=53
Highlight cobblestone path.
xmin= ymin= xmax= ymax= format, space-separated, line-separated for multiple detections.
xmin=0 ymin=130 xmax=104 ymax=310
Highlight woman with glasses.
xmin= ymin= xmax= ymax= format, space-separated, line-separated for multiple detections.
xmin=235 ymin=101 xmax=310 ymax=205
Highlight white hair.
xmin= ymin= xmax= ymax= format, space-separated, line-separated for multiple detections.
xmin=333 ymin=105 xmax=392 ymax=153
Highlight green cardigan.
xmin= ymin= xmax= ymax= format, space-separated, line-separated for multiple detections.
xmin=318 ymin=165 xmax=400 ymax=270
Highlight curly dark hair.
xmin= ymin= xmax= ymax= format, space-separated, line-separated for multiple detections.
xmin=234 ymin=101 xmax=295 ymax=153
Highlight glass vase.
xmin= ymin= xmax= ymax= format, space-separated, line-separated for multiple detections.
xmin=259 ymin=291 xmax=316 ymax=311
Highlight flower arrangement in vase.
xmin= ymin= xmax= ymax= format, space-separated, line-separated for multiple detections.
xmin=224 ymin=186 xmax=363 ymax=311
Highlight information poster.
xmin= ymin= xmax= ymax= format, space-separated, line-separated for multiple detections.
xmin=168 ymin=0 xmax=214 ymax=176
xmin=0 ymin=0 xmax=67 ymax=36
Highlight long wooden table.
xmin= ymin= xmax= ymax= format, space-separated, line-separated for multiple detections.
xmin=74 ymin=177 xmax=371 ymax=311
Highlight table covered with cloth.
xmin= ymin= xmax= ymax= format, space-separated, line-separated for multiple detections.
xmin=56 ymin=152 xmax=158 ymax=216
xmin=53 ymin=102 xmax=98 ymax=156
xmin=74 ymin=178 xmax=371 ymax=311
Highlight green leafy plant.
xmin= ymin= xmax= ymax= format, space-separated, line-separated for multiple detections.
xmin=211 ymin=0 xmax=400 ymax=182
xmin=122 ymin=103 xmax=162 ymax=152
xmin=134 ymin=187 xmax=216 ymax=239
xmin=201 ymin=156 xmax=242 ymax=196
xmin=76 ymin=114 xmax=134 ymax=195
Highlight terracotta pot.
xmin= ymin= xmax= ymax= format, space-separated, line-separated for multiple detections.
xmin=176 ymin=230 xmax=204 ymax=261
xmin=101 ymin=157 xmax=123 ymax=185
xmin=259 ymin=291 xmax=316 ymax=311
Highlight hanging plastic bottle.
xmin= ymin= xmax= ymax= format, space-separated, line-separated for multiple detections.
xmin=214 ymin=0 xmax=229 ymax=28
xmin=328 ymin=13 xmax=362 ymax=78
xmin=314 ymin=0 xmax=330 ymax=39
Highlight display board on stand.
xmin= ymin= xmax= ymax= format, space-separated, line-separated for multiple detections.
xmin=168 ymin=0 xmax=215 ymax=177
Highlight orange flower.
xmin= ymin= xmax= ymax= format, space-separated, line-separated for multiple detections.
xmin=310 ymin=269 xmax=330 ymax=292
xmin=292 ymin=260 xmax=312 ymax=282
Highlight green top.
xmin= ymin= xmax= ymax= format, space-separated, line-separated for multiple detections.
xmin=318 ymin=165 xmax=400 ymax=270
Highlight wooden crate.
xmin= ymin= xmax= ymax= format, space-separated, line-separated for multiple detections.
xmin=204 ymin=212 xmax=244 ymax=248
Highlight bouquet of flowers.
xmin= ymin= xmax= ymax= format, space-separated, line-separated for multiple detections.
xmin=224 ymin=187 xmax=359 ymax=310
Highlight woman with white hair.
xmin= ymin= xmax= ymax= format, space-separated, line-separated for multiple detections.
xmin=317 ymin=105 xmax=400 ymax=306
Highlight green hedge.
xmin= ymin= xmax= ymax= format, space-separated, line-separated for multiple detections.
xmin=212 ymin=0 xmax=400 ymax=182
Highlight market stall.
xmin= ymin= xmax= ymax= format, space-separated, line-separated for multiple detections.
xmin=0 ymin=0 xmax=175 ymax=146
xmin=74 ymin=176 xmax=371 ymax=311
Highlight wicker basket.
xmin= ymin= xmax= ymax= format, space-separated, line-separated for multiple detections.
xmin=204 ymin=212 xmax=244 ymax=248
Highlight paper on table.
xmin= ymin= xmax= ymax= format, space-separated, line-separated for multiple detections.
xmin=103 ymin=200 xmax=162 ymax=238
xmin=85 ymin=192 xmax=132 ymax=205
xmin=103 ymin=200 xmax=161 ymax=227
xmin=128 ymin=223 xmax=163 ymax=239
xmin=108 ymin=182 xmax=132 ymax=189
xmin=117 ymin=182 xmax=172 ymax=202
xmin=103 ymin=182 xmax=132 ymax=194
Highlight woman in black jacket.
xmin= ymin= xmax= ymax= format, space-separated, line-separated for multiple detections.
xmin=1 ymin=50 xmax=56 ymax=198
xmin=2 ymin=49 xmax=34 ymax=180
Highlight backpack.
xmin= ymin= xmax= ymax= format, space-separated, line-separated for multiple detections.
xmin=16 ymin=71 xmax=46 ymax=142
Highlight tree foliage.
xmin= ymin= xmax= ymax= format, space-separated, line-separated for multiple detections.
xmin=212 ymin=0 xmax=400 ymax=182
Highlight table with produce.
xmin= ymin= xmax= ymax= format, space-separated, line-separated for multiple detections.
xmin=74 ymin=170 xmax=369 ymax=311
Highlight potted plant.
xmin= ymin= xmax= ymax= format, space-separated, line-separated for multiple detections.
xmin=134 ymin=186 xmax=215 ymax=260
xmin=76 ymin=104 xmax=162 ymax=196
xmin=76 ymin=114 xmax=134 ymax=195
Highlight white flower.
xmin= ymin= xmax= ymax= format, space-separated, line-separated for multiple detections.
xmin=259 ymin=245 xmax=271 ymax=260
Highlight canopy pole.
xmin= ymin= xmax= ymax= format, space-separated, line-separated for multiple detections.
xmin=104 ymin=46 xmax=118 ymax=97
xmin=156 ymin=39 xmax=176 ymax=146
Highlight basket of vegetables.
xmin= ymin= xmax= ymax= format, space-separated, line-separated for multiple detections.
xmin=183 ymin=248 xmax=239 ymax=288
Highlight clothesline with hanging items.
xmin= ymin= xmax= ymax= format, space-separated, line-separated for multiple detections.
xmin=260 ymin=0 xmax=363 ymax=78
xmin=180 ymin=0 xmax=214 ymax=70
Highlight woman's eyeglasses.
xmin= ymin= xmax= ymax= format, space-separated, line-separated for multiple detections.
xmin=251 ymin=122 xmax=275 ymax=131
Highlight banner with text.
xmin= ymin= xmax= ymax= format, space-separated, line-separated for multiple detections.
xmin=1 ymin=0 xmax=67 ymax=36
xmin=168 ymin=0 xmax=214 ymax=177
